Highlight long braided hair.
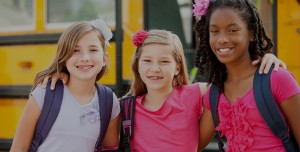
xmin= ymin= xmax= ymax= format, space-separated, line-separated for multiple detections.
xmin=194 ymin=0 xmax=273 ymax=92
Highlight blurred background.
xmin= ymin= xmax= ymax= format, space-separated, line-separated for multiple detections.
xmin=0 ymin=0 xmax=299 ymax=151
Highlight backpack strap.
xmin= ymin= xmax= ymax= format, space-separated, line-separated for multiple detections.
xmin=253 ymin=65 xmax=299 ymax=151
xmin=119 ymin=96 xmax=136 ymax=152
xmin=209 ymin=84 xmax=225 ymax=152
xmin=94 ymin=84 xmax=113 ymax=152
xmin=29 ymin=80 xmax=64 ymax=152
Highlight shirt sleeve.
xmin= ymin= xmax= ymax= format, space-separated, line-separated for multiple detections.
xmin=30 ymin=85 xmax=46 ymax=109
xmin=192 ymin=83 xmax=203 ymax=117
xmin=271 ymin=68 xmax=300 ymax=104
xmin=110 ymin=93 xmax=120 ymax=120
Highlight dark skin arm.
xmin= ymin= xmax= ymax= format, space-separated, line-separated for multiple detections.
xmin=279 ymin=93 xmax=300 ymax=146
xmin=198 ymin=107 xmax=215 ymax=151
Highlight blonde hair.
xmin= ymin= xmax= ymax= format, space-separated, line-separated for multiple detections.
xmin=127 ymin=29 xmax=188 ymax=96
xmin=32 ymin=21 xmax=108 ymax=91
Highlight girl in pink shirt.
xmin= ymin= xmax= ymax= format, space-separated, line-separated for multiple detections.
xmin=127 ymin=29 xmax=205 ymax=151
xmin=193 ymin=0 xmax=300 ymax=151
xmin=125 ymin=29 xmax=287 ymax=152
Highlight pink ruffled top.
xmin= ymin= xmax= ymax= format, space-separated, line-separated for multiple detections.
xmin=216 ymin=93 xmax=255 ymax=152
xmin=204 ymin=68 xmax=300 ymax=152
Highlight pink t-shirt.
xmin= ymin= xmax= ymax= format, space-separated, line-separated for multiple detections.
xmin=204 ymin=68 xmax=300 ymax=152
xmin=130 ymin=83 xmax=203 ymax=152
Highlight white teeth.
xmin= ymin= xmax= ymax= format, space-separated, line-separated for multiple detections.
xmin=148 ymin=76 xmax=160 ymax=80
xmin=77 ymin=66 xmax=93 ymax=70
xmin=219 ymin=48 xmax=231 ymax=53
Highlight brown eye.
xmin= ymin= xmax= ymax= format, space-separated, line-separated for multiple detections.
xmin=228 ymin=29 xmax=238 ymax=33
xmin=143 ymin=59 xmax=151 ymax=62
xmin=210 ymin=30 xmax=218 ymax=33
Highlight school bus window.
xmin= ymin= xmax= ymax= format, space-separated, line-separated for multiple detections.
xmin=177 ymin=0 xmax=193 ymax=47
xmin=255 ymin=0 xmax=274 ymax=41
xmin=46 ymin=0 xmax=116 ymax=29
xmin=0 ymin=0 xmax=34 ymax=32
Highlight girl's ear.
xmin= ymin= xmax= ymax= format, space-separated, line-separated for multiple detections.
xmin=175 ymin=64 xmax=181 ymax=75
xmin=249 ymin=31 xmax=254 ymax=41
xmin=103 ymin=52 xmax=109 ymax=67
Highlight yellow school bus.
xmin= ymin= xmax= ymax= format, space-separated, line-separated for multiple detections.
xmin=0 ymin=0 xmax=299 ymax=151
xmin=276 ymin=0 xmax=300 ymax=83
xmin=0 ymin=0 xmax=191 ymax=150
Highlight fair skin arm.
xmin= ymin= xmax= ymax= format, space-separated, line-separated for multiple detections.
xmin=43 ymin=53 xmax=286 ymax=90
xmin=102 ymin=115 xmax=120 ymax=148
xmin=252 ymin=54 xmax=287 ymax=74
xmin=279 ymin=94 xmax=300 ymax=146
xmin=10 ymin=96 xmax=41 ymax=152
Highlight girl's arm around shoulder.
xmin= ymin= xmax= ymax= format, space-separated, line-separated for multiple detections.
xmin=102 ymin=115 xmax=120 ymax=149
xmin=197 ymin=83 xmax=215 ymax=150
xmin=198 ymin=106 xmax=215 ymax=151
xmin=10 ymin=95 xmax=41 ymax=152
xmin=101 ymin=93 xmax=120 ymax=149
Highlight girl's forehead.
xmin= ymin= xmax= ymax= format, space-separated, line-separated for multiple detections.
xmin=76 ymin=32 xmax=102 ymax=45
xmin=141 ymin=44 xmax=174 ymax=57
xmin=210 ymin=8 xmax=245 ymax=26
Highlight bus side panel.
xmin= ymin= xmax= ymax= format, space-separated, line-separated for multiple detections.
xmin=277 ymin=0 xmax=300 ymax=83
xmin=99 ymin=43 xmax=117 ymax=85
xmin=0 ymin=45 xmax=56 ymax=85
xmin=122 ymin=0 xmax=143 ymax=81
xmin=0 ymin=99 xmax=27 ymax=139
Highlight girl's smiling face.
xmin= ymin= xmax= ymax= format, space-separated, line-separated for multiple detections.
xmin=209 ymin=8 xmax=253 ymax=65
xmin=138 ymin=43 xmax=179 ymax=93
xmin=66 ymin=31 xmax=107 ymax=82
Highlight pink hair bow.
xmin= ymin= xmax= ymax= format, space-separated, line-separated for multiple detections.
xmin=193 ymin=0 xmax=210 ymax=19
xmin=132 ymin=30 xmax=148 ymax=47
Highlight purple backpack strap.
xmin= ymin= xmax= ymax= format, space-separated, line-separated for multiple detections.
xmin=119 ymin=96 xmax=136 ymax=152
xmin=94 ymin=84 xmax=113 ymax=152
xmin=29 ymin=80 xmax=64 ymax=152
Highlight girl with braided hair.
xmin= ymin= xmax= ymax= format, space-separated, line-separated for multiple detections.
xmin=194 ymin=0 xmax=300 ymax=151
